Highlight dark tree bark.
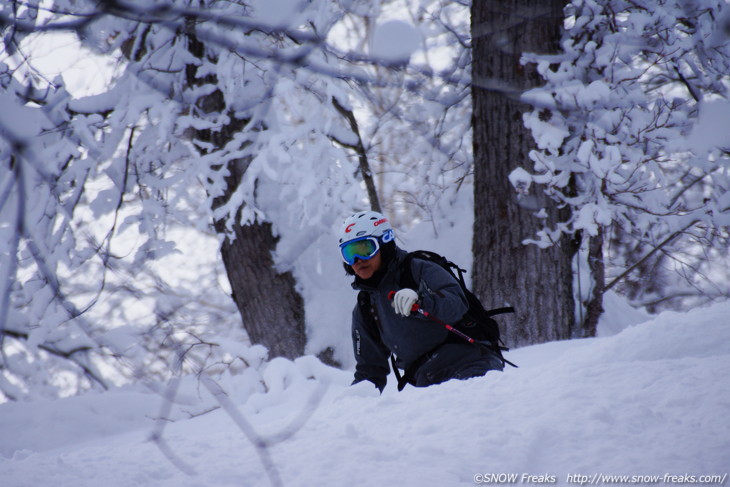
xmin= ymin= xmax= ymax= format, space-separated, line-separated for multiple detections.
xmin=583 ymin=232 xmax=605 ymax=337
xmin=215 ymin=218 xmax=306 ymax=359
xmin=184 ymin=24 xmax=306 ymax=359
xmin=471 ymin=1 xmax=584 ymax=347
xmin=330 ymin=96 xmax=382 ymax=213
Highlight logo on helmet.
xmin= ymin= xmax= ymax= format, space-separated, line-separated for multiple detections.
xmin=345 ymin=223 xmax=356 ymax=233
xmin=373 ymin=218 xmax=388 ymax=227
xmin=381 ymin=229 xmax=394 ymax=243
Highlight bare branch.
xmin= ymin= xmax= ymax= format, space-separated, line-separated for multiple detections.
xmin=330 ymin=96 xmax=382 ymax=212
xmin=605 ymin=220 xmax=698 ymax=292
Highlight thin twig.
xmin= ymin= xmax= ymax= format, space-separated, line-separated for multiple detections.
xmin=605 ymin=220 xmax=698 ymax=292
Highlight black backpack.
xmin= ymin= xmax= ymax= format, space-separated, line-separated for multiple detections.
xmin=401 ymin=251 xmax=515 ymax=349
xmin=358 ymin=250 xmax=517 ymax=390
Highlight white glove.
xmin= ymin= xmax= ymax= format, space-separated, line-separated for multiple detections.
xmin=392 ymin=288 xmax=419 ymax=316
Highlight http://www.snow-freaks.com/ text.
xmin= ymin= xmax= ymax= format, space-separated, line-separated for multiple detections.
xmin=473 ymin=472 xmax=728 ymax=485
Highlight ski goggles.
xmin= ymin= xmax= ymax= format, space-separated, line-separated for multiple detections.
xmin=340 ymin=236 xmax=381 ymax=265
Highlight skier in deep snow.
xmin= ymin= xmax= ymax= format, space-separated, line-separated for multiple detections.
xmin=339 ymin=210 xmax=504 ymax=392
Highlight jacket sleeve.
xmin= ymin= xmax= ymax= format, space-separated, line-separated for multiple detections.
xmin=351 ymin=302 xmax=391 ymax=392
xmin=409 ymin=258 xmax=469 ymax=326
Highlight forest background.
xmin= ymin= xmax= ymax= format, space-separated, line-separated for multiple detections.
xmin=0 ymin=0 xmax=728 ymax=403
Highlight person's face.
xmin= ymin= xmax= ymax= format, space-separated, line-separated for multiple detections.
xmin=352 ymin=251 xmax=382 ymax=280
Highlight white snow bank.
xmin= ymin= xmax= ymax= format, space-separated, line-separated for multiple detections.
xmin=596 ymin=290 xmax=651 ymax=337
xmin=0 ymin=388 xmax=157 ymax=459
xmin=1 ymin=301 xmax=728 ymax=486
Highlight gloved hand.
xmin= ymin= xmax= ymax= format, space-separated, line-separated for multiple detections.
xmin=392 ymin=288 xmax=419 ymax=316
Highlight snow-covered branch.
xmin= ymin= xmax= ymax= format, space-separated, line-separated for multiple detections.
xmin=517 ymin=0 xmax=730 ymax=311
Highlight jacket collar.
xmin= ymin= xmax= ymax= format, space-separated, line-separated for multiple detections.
xmin=351 ymin=247 xmax=407 ymax=292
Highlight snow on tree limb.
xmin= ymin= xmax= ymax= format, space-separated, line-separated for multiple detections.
xmin=517 ymin=0 xmax=730 ymax=310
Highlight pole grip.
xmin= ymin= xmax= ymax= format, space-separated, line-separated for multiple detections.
xmin=388 ymin=290 xmax=420 ymax=312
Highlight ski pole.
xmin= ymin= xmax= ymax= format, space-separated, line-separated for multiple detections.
xmin=388 ymin=291 xmax=477 ymax=344
xmin=388 ymin=291 xmax=518 ymax=368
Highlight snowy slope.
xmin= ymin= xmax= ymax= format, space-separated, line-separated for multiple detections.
xmin=1 ymin=300 xmax=729 ymax=487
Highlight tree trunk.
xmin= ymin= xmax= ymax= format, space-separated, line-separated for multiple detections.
xmin=471 ymin=0 xmax=581 ymax=347
xmin=184 ymin=25 xmax=306 ymax=359
xmin=216 ymin=219 xmax=306 ymax=359
xmin=583 ymin=231 xmax=605 ymax=337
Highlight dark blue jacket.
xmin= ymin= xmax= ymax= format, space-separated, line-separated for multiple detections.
xmin=351 ymin=248 xmax=471 ymax=390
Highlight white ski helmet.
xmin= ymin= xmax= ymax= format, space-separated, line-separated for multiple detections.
xmin=338 ymin=211 xmax=394 ymax=245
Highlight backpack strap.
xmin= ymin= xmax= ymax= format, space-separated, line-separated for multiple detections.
xmin=400 ymin=250 xmax=468 ymax=290
xmin=390 ymin=355 xmax=412 ymax=391
xmin=485 ymin=306 xmax=515 ymax=317
xmin=398 ymin=253 xmax=418 ymax=291
xmin=358 ymin=291 xmax=412 ymax=391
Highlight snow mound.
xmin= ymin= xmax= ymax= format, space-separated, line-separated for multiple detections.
xmin=1 ymin=301 xmax=728 ymax=486
xmin=596 ymin=290 xmax=651 ymax=337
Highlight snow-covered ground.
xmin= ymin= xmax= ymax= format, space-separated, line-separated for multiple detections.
xmin=2 ymin=299 xmax=729 ymax=487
